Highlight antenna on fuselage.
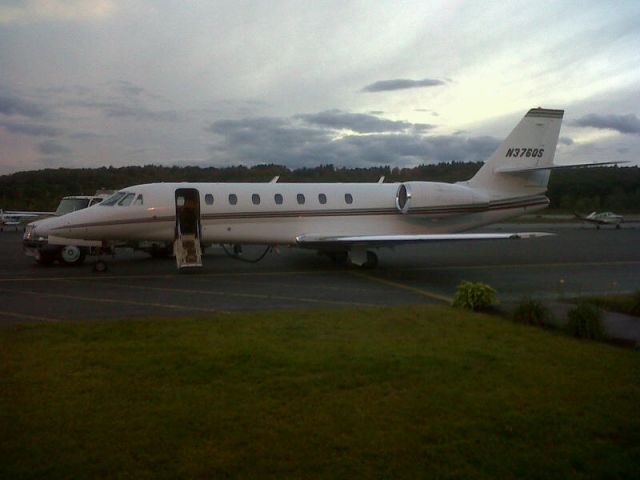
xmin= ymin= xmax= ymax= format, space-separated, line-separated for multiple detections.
xmin=270 ymin=176 xmax=280 ymax=183
xmin=378 ymin=176 xmax=385 ymax=183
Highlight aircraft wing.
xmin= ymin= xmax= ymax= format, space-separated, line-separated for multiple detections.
xmin=5 ymin=211 xmax=54 ymax=216
xmin=1 ymin=209 xmax=54 ymax=226
xmin=296 ymin=232 xmax=553 ymax=249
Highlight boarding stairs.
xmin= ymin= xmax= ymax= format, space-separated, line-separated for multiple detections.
xmin=174 ymin=233 xmax=202 ymax=269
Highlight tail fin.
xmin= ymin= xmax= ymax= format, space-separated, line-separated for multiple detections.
xmin=467 ymin=108 xmax=564 ymax=197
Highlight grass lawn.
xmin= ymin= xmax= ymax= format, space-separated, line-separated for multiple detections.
xmin=1 ymin=305 xmax=639 ymax=479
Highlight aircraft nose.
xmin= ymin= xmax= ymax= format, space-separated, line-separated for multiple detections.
xmin=32 ymin=218 xmax=56 ymax=237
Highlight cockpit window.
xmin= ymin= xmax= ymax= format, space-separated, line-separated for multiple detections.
xmin=118 ymin=193 xmax=136 ymax=206
xmin=101 ymin=191 xmax=127 ymax=206
xmin=133 ymin=194 xmax=143 ymax=206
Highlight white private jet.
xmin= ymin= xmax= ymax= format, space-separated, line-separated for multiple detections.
xmin=575 ymin=211 xmax=624 ymax=229
xmin=1 ymin=209 xmax=53 ymax=229
xmin=26 ymin=107 xmax=619 ymax=270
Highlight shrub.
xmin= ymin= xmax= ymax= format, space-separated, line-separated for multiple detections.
xmin=451 ymin=281 xmax=497 ymax=311
xmin=565 ymin=303 xmax=605 ymax=340
xmin=512 ymin=298 xmax=553 ymax=326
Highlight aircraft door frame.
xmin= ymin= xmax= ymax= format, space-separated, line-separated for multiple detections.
xmin=175 ymin=188 xmax=201 ymax=239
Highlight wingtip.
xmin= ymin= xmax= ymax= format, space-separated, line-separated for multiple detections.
xmin=511 ymin=232 xmax=555 ymax=239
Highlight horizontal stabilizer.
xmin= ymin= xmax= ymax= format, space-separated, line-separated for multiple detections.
xmin=496 ymin=160 xmax=628 ymax=174
xmin=297 ymin=232 xmax=553 ymax=248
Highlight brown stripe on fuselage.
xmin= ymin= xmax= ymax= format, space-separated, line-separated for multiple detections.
xmin=51 ymin=195 xmax=549 ymax=231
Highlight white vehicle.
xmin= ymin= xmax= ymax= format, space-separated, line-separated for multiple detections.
xmin=30 ymin=108 xmax=621 ymax=270
xmin=575 ymin=211 xmax=624 ymax=228
xmin=24 ymin=191 xmax=172 ymax=266
xmin=23 ymin=193 xmax=111 ymax=265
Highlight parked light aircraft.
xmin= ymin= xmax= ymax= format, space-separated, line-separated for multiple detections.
xmin=26 ymin=107 xmax=620 ymax=270
xmin=575 ymin=211 xmax=624 ymax=228
xmin=1 ymin=209 xmax=53 ymax=228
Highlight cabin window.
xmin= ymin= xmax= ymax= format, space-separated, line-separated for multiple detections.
xmin=345 ymin=193 xmax=353 ymax=204
xmin=133 ymin=194 xmax=143 ymax=206
xmin=252 ymin=194 xmax=261 ymax=205
xmin=297 ymin=193 xmax=305 ymax=205
xmin=318 ymin=193 xmax=327 ymax=204
xmin=275 ymin=193 xmax=283 ymax=205
xmin=205 ymin=194 xmax=214 ymax=205
xmin=118 ymin=193 xmax=135 ymax=206
xmin=229 ymin=194 xmax=238 ymax=205
xmin=100 ymin=191 xmax=127 ymax=206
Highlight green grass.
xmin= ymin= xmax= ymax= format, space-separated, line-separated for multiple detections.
xmin=582 ymin=291 xmax=640 ymax=318
xmin=1 ymin=305 xmax=639 ymax=479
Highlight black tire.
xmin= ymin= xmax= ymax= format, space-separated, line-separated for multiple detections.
xmin=327 ymin=251 xmax=348 ymax=264
xmin=93 ymin=260 xmax=108 ymax=273
xmin=363 ymin=250 xmax=379 ymax=269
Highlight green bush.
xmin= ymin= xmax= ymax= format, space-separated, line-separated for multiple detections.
xmin=451 ymin=281 xmax=497 ymax=311
xmin=565 ymin=303 xmax=605 ymax=340
xmin=512 ymin=298 xmax=553 ymax=326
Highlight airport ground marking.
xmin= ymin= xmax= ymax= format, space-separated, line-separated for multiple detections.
xmin=0 ymin=268 xmax=342 ymax=283
xmin=0 ymin=310 xmax=61 ymax=322
xmin=59 ymin=278 xmax=377 ymax=308
xmin=0 ymin=287 xmax=227 ymax=314
xmin=2 ymin=260 xmax=640 ymax=284
xmin=350 ymin=271 xmax=452 ymax=303
xmin=393 ymin=260 xmax=640 ymax=273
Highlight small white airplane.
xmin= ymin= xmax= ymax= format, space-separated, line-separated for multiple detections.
xmin=26 ymin=107 xmax=619 ymax=270
xmin=575 ymin=211 xmax=624 ymax=229
xmin=1 ymin=209 xmax=53 ymax=228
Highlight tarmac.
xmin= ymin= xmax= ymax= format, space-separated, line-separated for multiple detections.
xmin=0 ymin=223 xmax=639 ymax=344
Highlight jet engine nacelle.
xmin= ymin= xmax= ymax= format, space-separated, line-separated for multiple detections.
xmin=396 ymin=181 xmax=489 ymax=213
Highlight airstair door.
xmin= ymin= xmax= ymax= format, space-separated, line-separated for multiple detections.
xmin=174 ymin=188 xmax=203 ymax=269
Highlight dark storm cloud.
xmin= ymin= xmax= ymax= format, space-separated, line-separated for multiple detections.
xmin=37 ymin=140 xmax=72 ymax=156
xmin=296 ymin=110 xmax=433 ymax=133
xmin=208 ymin=117 xmax=333 ymax=165
xmin=574 ymin=113 xmax=640 ymax=135
xmin=0 ymin=119 xmax=61 ymax=137
xmin=207 ymin=114 xmax=498 ymax=168
xmin=361 ymin=78 xmax=445 ymax=92
xmin=0 ymin=94 xmax=47 ymax=118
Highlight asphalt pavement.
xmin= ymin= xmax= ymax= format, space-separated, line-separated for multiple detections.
xmin=0 ymin=223 xmax=639 ymax=325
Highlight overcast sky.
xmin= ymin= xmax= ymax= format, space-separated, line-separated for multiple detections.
xmin=1 ymin=0 xmax=639 ymax=175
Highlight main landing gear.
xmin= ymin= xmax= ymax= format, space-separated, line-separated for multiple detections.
xmin=325 ymin=249 xmax=379 ymax=268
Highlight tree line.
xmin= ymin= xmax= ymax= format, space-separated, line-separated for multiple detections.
xmin=1 ymin=163 xmax=638 ymax=213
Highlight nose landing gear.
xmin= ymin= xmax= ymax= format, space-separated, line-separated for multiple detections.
xmin=60 ymin=245 xmax=86 ymax=266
